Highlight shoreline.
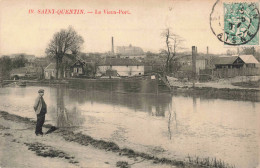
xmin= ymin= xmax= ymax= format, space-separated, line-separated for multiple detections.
xmin=2 ymin=78 xmax=259 ymax=102
xmin=0 ymin=110 xmax=236 ymax=168
xmin=171 ymin=86 xmax=260 ymax=102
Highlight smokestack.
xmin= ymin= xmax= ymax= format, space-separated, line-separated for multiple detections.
xmin=207 ymin=46 xmax=209 ymax=55
xmin=111 ymin=37 xmax=114 ymax=55
xmin=192 ymin=46 xmax=197 ymax=87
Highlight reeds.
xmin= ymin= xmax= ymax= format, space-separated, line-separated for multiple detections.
xmin=187 ymin=154 xmax=236 ymax=168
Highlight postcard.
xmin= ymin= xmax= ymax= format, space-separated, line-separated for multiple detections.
xmin=0 ymin=0 xmax=259 ymax=168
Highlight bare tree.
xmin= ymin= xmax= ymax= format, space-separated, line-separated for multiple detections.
xmin=45 ymin=26 xmax=84 ymax=79
xmin=241 ymin=47 xmax=255 ymax=55
xmin=161 ymin=28 xmax=185 ymax=73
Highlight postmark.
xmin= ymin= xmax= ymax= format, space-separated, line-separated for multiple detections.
xmin=210 ymin=0 xmax=225 ymax=42
xmin=210 ymin=0 xmax=260 ymax=46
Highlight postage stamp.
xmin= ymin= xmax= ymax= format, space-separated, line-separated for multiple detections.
xmin=223 ymin=2 xmax=259 ymax=45
xmin=210 ymin=0 xmax=260 ymax=46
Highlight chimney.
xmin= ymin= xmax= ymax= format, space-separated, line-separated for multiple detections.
xmin=192 ymin=46 xmax=197 ymax=87
xmin=111 ymin=37 xmax=114 ymax=55
xmin=207 ymin=46 xmax=209 ymax=55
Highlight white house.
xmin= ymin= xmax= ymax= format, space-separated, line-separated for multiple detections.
xmin=97 ymin=58 xmax=144 ymax=77
xmin=44 ymin=63 xmax=56 ymax=79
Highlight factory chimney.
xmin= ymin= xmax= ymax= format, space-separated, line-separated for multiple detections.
xmin=111 ymin=36 xmax=114 ymax=55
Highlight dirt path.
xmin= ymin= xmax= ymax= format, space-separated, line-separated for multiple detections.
xmin=0 ymin=112 xmax=176 ymax=168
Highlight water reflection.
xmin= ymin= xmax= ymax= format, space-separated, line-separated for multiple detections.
xmin=168 ymin=98 xmax=178 ymax=140
xmin=63 ymin=85 xmax=171 ymax=117
xmin=49 ymin=86 xmax=86 ymax=128
xmin=51 ymin=85 xmax=171 ymax=127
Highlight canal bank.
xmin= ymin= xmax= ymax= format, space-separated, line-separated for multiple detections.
xmin=4 ymin=78 xmax=259 ymax=102
xmin=0 ymin=110 xmax=236 ymax=168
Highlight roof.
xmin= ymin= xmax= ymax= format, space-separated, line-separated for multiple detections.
xmin=71 ymin=59 xmax=86 ymax=67
xmin=99 ymin=58 xmax=143 ymax=66
xmin=239 ymin=55 xmax=259 ymax=64
xmin=44 ymin=63 xmax=56 ymax=70
xmin=11 ymin=66 xmax=40 ymax=74
xmin=11 ymin=67 xmax=27 ymax=74
xmin=213 ymin=56 xmax=238 ymax=65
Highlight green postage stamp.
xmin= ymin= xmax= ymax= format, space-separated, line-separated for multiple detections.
xmin=223 ymin=2 xmax=259 ymax=45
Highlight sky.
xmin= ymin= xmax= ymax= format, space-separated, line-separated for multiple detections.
xmin=0 ymin=0 xmax=257 ymax=57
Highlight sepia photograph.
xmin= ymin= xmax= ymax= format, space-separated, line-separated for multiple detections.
xmin=0 ymin=0 xmax=259 ymax=168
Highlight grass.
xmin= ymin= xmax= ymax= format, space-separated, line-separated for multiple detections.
xmin=187 ymin=155 xmax=236 ymax=168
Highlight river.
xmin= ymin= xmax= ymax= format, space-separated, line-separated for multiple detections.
xmin=0 ymin=85 xmax=259 ymax=168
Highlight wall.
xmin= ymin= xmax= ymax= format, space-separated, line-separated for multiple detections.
xmin=200 ymin=67 xmax=260 ymax=78
xmin=98 ymin=65 xmax=144 ymax=76
xmin=196 ymin=60 xmax=206 ymax=73
xmin=44 ymin=69 xmax=56 ymax=79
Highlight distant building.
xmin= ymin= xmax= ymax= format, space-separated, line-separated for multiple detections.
xmin=97 ymin=58 xmax=144 ymax=77
xmin=116 ymin=44 xmax=145 ymax=58
xmin=196 ymin=59 xmax=207 ymax=73
xmin=213 ymin=55 xmax=259 ymax=69
xmin=238 ymin=55 xmax=259 ymax=68
xmin=10 ymin=66 xmax=42 ymax=79
xmin=44 ymin=63 xmax=56 ymax=79
xmin=71 ymin=59 xmax=86 ymax=77
xmin=175 ymin=54 xmax=207 ymax=73
xmin=10 ymin=67 xmax=27 ymax=79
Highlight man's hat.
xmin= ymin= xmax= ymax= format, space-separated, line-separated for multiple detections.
xmin=38 ymin=89 xmax=44 ymax=93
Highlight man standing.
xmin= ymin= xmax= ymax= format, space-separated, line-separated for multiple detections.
xmin=33 ymin=89 xmax=47 ymax=136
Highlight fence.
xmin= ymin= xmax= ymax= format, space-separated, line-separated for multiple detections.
xmin=200 ymin=67 xmax=260 ymax=78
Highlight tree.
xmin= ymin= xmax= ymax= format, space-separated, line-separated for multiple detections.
xmin=241 ymin=47 xmax=256 ymax=55
xmin=161 ymin=28 xmax=184 ymax=73
xmin=45 ymin=26 xmax=84 ymax=79
xmin=0 ymin=56 xmax=12 ymax=79
xmin=12 ymin=55 xmax=28 ymax=69
xmin=226 ymin=49 xmax=236 ymax=55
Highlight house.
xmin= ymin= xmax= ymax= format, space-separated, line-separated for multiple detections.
xmin=10 ymin=67 xmax=27 ymax=79
xmin=10 ymin=66 xmax=42 ymax=79
xmin=71 ymin=59 xmax=86 ymax=77
xmin=44 ymin=63 xmax=56 ymax=79
xmin=97 ymin=58 xmax=144 ymax=77
xmin=214 ymin=55 xmax=259 ymax=69
xmin=176 ymin=55 xmax=207 ymax=73
xmin=213 ymin=56 xmax=238 ymax=69
xmin=237 ymin=55 xmax=259 ymax=68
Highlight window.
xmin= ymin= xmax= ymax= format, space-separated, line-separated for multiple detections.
xmin=78 ymin=68 xmax=82 ymax=74
xmin=74 ymin=67 xmax=77 ymax=73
